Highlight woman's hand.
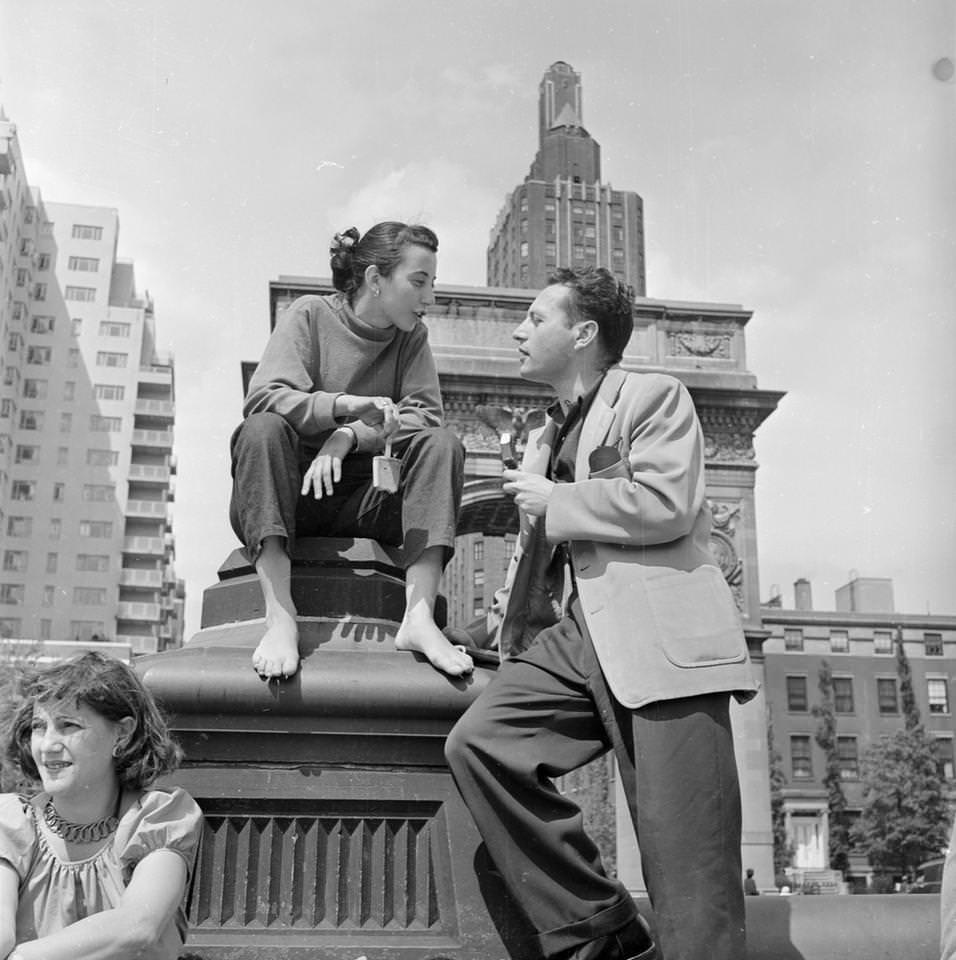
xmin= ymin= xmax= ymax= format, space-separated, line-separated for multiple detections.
xmin=334 ymin=395 xmax=400 ymax=436
xmin=301 ymin=428 xmax=355 ymax=499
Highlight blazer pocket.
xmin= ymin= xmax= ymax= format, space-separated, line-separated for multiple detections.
xmin=645 ymin=565 xmax=747 ymax=668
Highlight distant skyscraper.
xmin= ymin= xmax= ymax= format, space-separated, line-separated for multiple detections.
xmin=0 ymin=115 xmax=183 ymax=654
xmin=486 ymin=61 xmax=647 ymax=294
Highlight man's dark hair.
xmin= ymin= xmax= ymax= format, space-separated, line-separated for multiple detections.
xmin=549 ymin=266 xmax=634 ymax=367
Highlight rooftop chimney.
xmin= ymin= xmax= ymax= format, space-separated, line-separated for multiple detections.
xmin=794 ymin=578 xmax=813 ymax=611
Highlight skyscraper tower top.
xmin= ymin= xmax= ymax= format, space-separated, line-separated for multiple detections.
xmin=487 ymin=62 xmax=645 ymax=294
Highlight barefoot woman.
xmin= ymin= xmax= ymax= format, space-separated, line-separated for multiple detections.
xmin=230 ymin=221 xmax=472 ymax=681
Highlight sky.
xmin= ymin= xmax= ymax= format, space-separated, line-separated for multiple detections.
xmin=1 ymin=0 xmax=954 ymax=636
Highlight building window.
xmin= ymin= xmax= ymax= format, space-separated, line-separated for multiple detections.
xmin=791 ymin=735 xmax=812 ymax=780
xmin=68 ymin=256 xmax=100 ymax=272
xmin=96 ymin=351 xmax=127 ymax=368
xmin=830 ymin=630 xmax=849 ymax=653
xmin=833 ymin=677 xmax=855 ymax=714
xmin=504 ymin=537 xmax=515 ymax=560
xmin=0 ymin=584 xmax=24 ymax=605
xmin=37 ymin=253 xmax=50 ymax=271
xmin=70 ymin=620 xmax=106 ymax=641
xmin=26 ymin=346 xmax=52 ymax=365
xmin=23 ymin=379 xmax=47 ymax=400
xmin=18 ymin=410 xmax=42 ymax=430
xmin=2 ymin=551 xmax=27 ymax=573
xmin=928 ymin=679 xmax=950 ymax=715
xmin=93 ymin=384 xmax=126 ymax=402
xmin=71 ymin=318 xmax=83 ymax=336
xmin=30 ymin=315 xmax=55 ymax=334
xmin=87 ymin=448 xmax=119 ymax=467
xmin=72 ymin=224 xmax=103 ymax=240
xmin=79 ymin=520 xmax=113 ymax=538
xmin=31 ymin=283 xmax=47 ymax=301
xmin=519 ymin=241 xmax=528 ymax=258
xmin=14 ymin=445 xmax=39 ymax=464
xmin=877 ymin=677 xmax=899 ymax=715
xmin=786 ymin=675 xmax=808 ymax=712
xmin=52 ymin=482 xmax=65 ymax=502
xmin=65 ymin=285 xmax=96 ymax=302
xmin=98 ymin=321 xmax=131 ymax=338
xmin=49 ymin=518 xmax=61 ymax=540
xmin=45 ymin=553 xmax=57 ymax=574
xmin=82 ymin=484 xmax=115 ymax=502
xmin=473 ymin=569 xmax=485 ymax=591
xmin=0 ymin=618 xmax=23 ymax=638
xmin=56 ymin=448 xmax=69 ymax=467
xmin=76 ymin=554 xmax=110 ymax=572
xmin=90 ymin=415 xmax=122 ymax=432
xmin=10 ymin=481 xmax=35 ymax=501
xmin=473 ymin=540 xmax=484 ymax=562
xmin=39 ymin=619 xmax=52 ymax=641
xmin=874 ymin=630 xmax=893 ymax=655
xmin=64 ymin=381 xmax=75 ymax=401
xmin=837 ymin=737 xmax=859 ymax=780
xmin=74 ymin=587 xmax=107 ymax=606
xmin=0 ymin=399 xmax=12 ymax=418
xmin=924 ymin=633 xmax=943 ymax=656
xmin=59 ymin=412 xmax=72 ymax=434
xmin=934 ymin=737 xmax=954 ymax=780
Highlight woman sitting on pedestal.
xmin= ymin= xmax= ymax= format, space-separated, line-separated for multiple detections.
xmin=230 ymin=221 xmax=472 ymax=681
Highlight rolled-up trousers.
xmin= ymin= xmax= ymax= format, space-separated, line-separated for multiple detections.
xmin=445 ymin=607 xmax=746 ymax=960
xmin=229 ymin=411 xmax=464 ymax=567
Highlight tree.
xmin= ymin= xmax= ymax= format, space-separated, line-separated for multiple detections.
xmin=811 ymin=659 xmax=851 ymax=872
xmin=895 ymin=627 xmax=921 ymax=730
xmin=852 ymin=727 xmax=949 ymax=880
xmin=767 ymin=707 xmax=792 ymax=878
xmin=0 ymin=640 xmax=36 ymax=793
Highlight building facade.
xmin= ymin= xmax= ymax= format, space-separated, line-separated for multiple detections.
xmin=762 ymin=576 xmax=956 ymax=888
xmin=486 ymin=62 xmax=646 ymax=294
xmin=0 ymin=116 xmax=182 ymax=654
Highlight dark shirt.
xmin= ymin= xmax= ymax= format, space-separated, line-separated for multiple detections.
xmin=548 ymin=375 xmax=605 ymax=483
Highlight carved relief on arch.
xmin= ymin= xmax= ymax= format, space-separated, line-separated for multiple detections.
xmin=699 ymin=408 xmax=758 ymax=463
xmin=708 ymin=498 xmax=745 ymax=610
xmin=667 ymin=331 xmax=733 ymax=359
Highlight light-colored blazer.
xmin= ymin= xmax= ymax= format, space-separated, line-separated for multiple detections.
xmin=492 ymin=367 xmax=758 ymax=709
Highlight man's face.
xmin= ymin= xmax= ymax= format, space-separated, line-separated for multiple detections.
xmin=512 ymin=284 xmax=579 ymax=386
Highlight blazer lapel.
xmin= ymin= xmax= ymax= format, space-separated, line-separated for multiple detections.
xmin=575 ymin=367 xmax=629 ymax=479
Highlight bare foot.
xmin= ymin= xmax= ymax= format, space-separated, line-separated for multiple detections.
xmin=251 ymin=609 xmax=300 ymax=679
xmin=395 ymin=620 xmax=474 ymax=677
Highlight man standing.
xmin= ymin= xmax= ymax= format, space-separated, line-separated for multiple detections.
xmin=445 ymin=267 xmax=757 ymax=960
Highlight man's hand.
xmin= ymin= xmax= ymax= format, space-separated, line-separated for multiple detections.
xmin=302 ymin=428 xmax=354 ymax=498
xmin=502 ymin=469 xmax=555 ymax=517
xmin=334 ymin=395 xmax=400 ymax=436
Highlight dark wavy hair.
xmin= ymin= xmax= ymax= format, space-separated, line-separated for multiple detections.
xmin=549 ymin=266 xmax=634 ymax=367
xmin=329 ymin=221 xmax=438 ymax=300
xmin=5 ymin=651 xmax=183 ymax=790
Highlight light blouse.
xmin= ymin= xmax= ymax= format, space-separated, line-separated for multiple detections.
xmin=0 ymin=786 xmax=202 ymax=958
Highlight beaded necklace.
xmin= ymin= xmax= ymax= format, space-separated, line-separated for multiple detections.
xmin=43 ymin=792 xmax=121 ymax=843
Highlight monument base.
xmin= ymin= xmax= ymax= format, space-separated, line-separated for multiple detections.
xmin=138 ymin=539 xmax=511 ymax=960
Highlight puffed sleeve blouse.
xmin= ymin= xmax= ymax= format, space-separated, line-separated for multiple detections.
xmin=0 ymin=787 xmax=202 ymax=958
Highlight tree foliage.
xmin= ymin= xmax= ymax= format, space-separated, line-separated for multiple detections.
xmin=851 ymin=726 xmax=949 ymax=878
xmin=766 ymin=707 xmax=792 ymax=876
xmin=895 ymin=627 xmax=921 ymax=730
xmin=811 ymin=659 xmax=851 ymax=872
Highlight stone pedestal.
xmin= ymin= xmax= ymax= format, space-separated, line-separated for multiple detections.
xmin=137 ymin=539 xmax=508 ymax=960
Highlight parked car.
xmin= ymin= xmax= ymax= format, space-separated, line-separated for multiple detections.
xmin=909 ymin=857 xmax=944 ymax=894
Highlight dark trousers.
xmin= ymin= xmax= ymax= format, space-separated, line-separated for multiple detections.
xmin=229 ymin=412 xmax=464 ymax=567
xmin=445 ymin=611 xmax=745 ymax=960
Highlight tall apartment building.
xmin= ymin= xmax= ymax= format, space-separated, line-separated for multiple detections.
xmin=0 ymin=117 xmax=183 ymax=655
xmin=762 ymin=575 xmax=955 ymax=888
xmin=486 ymin=61 xmax=646 ymax=294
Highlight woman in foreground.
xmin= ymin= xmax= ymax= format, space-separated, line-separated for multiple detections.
xmin=0 ymin=652 xmax=202 ymax=960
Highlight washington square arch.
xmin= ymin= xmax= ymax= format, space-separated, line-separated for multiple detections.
xmin=268 ymin=273 xmax=785 ymax=894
